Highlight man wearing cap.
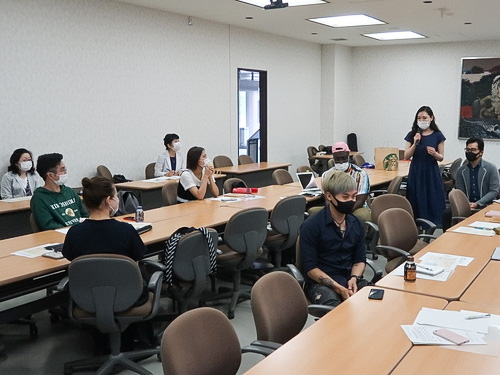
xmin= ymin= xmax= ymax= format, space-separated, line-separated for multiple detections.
xmin=326 ymin=141 xmax=371 ymax=222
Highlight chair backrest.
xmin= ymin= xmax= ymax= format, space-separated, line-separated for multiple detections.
xmin=161 ymin=181 xmax=179 ymax=206
xmin=386 ymin=175 xmax=403 ymax=194
xmin=173 ymin=229 xmax=218 ymax=301
xmin=306 ymin=146 xmax=319 ymax=160
xmin=347 ymin=133 xmax=358 ymax=152
xmin=449 ymin=188 xmax=471 ymax=219
xmin=68 ymin=254 xmax=144 ymax=333
xmin=269 ymin=196 xmax=306 ymax=250
xmin=272 ymin=169 xmax=293 ymax=185
xmin=370 ymin=194 xmax=413 ymax=225
xmin=352 ymin=154 xmax=366 ymax=166
xmin=224 ymin=208 xmax=268 ymax=269
xmin=251 ymin=271 xmax=308 ymax=344
xmin=296 ymin=165 xmax=313 ymax=174
xmin=30 ymin=213 xmax=41 ymax=233
xmin=327 ymin=158 xmax=335 ymax=169
xmin=161 ymin=307 xmax=241 ymax=375
xmin=223 ymin=178 xmax=247 ymax=194
xmin=145 ymin=162 xmax=155 ymax=179
xmin=238 ymin=155 xmax=254 ymax=165
xmin=96 ymin=165 xmax=113 ymax=180
xmin=449 ymin=158 xmax=463 ymax=181
xmin=378 ymin=208 xmax=418 ymax=260
xmin=213 ymin=155 xmax=233 ymax=168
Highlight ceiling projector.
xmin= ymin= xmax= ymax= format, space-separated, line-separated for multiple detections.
xmin=264 ymin=0 xmax=289 ymax=10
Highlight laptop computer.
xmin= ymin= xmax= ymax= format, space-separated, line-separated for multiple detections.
xmin=296 ymin=172 xmax=321 ymax=193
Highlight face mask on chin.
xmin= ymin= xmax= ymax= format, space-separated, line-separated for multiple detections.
xmin=53 ymin=173 xmax=68 ymax=186
xmin=417 ymin=121 xmax=430 ymax=130
xmin=334 ymin=162 xmax=349 ymax=172
xmin=331 ymin=196 xmax=356 ymax=215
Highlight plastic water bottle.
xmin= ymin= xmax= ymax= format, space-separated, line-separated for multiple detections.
xmin=135 ymin=205 xmax=144 ymax=222
xmin=404 ymin=255 xmax=416 ymax=282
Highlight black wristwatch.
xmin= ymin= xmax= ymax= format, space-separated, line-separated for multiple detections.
xmin=350 ymin=275 xmax=362 ymax=281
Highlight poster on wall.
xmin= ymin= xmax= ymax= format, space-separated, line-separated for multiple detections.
xmin=459 ymin=57 xmax=500 ymax=140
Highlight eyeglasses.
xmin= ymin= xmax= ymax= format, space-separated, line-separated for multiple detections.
xmin=333 ymin=156 xmax=349 ymax=163
xmin=464 ymin=148 xmax=480 ymax=153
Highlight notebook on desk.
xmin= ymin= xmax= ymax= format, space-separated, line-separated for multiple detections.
xmin=127 ymin=222 xmax=153 ymax=235
xmin=296 ymin=172 xmax=321 ymax=193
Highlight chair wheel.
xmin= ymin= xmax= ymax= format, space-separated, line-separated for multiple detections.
xmin=50 ymin=313 xmax=60 ymax=324
xmin=227 ymin=311 xmax=235 ymax=320
xmin=29 ymin=324 xmax=38 ymax=338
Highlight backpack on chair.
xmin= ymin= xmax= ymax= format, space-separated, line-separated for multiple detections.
xmin=116 ymin=191 xmax=140 ymax=216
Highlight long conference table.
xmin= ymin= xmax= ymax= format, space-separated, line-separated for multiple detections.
xmin=244 ymin=203 xmax=500 ymax=374
xmin=0 ymin=184 xmax=320 ymax=325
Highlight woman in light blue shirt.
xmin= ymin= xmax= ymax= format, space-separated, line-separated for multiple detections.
xmin=1 ymin=148 xmax=42 ymax=199
xmin=154 ymin=133 xmax=185 ymax=177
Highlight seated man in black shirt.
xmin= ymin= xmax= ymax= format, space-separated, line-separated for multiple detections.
xmin=300 ymin=170 xmax=368 ymax=307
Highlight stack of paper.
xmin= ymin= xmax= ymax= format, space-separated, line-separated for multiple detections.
xmin=401 ymin=307 xmax=496 ymax=345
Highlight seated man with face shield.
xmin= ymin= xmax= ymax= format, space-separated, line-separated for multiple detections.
xmin=326 ymin=142 xmax=371 ymax=223
xmin=300 ymin=170 xmax=368 ymax=308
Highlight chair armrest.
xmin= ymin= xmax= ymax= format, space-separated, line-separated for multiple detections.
xmin=375 ymin=245 xmax=410 ymax=258
xmin=139 ymin=259 xmax=167 ymax=272
xmin=370 ymin=189 xmax=388 ymax=196
xmin=366 ymin=258 xmax=383 ymax=283
xmin=242 ymin=342 xmax=279 ymax=357
xmin=307 ymin=304 xmax=333 ymax=318
xmin=415 ymin=218 xmax=437 ymax=235
xmin=146 ymin=270 xmax=164 ymax=318
xmin=286 ymin=263 xmax=305 ymax=285
xmin=417 ymin=234 xmax=438 ymax=243
xmin=451 ymin=216 xmax=467 ymax=226
xmin=364 ymin=221 xmax=380 ymax=258
xmin=57 ymin=276 xmax=69 ymax=292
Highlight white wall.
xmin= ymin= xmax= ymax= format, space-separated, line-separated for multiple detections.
xmin=0 ymin=0 xmax=321 ymax=186
xmin=348 ymin=41 xmax=500 ymax=167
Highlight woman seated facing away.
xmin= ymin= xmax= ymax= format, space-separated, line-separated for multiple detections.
xmin=1 ymin=148 xmax=42 ymax=199
xmin=177 ymin=146 xmax=219 ymax=203
xmin=154 ymin=133 xmax=185 ymax=177
xmin=62 ymin=176 xmax=147 ymax=262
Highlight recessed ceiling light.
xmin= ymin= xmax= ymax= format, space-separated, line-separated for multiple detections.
xmin=363 ymin=31 xmax=426 ymax=40
xmin=237 ymin=0 xmax=327 ymax=8
xmin=309 ymin=14 xmax=385 ymax=28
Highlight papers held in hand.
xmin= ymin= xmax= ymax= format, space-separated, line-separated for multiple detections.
xmin=416 ymin=263 xmax=444 ymax=276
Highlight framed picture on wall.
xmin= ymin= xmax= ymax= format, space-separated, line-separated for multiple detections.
xmin=459 ymin=57 xmax=500 ymax=140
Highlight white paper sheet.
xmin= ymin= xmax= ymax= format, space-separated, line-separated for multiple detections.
xmin=452 ymin=226 xmax=495 ymax=236
xmin=401 ymin=325 xmax=486 ymax=345
xmin=419 ymin=252 xmax=473 ymax=267
xmin=414 ymin=307 xmax=489 ymax=334
xmin=11 ymin=243 xmax=60 ymax=258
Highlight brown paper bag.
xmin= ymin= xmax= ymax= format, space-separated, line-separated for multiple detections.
xmin=374 ymin=147 xmax=399 ymax=170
